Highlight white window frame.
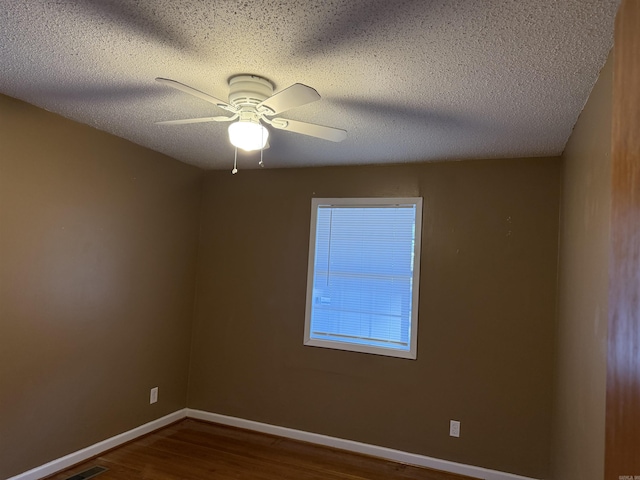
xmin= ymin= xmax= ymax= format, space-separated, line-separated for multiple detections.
xmin=304 ymin=197 xmax=423 ymax=359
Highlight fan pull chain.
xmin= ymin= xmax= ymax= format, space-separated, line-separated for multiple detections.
xmin=259 ymin=126 xmax=264 ymax=167
xmin=232 ymin=147 xmax=238 ymax=174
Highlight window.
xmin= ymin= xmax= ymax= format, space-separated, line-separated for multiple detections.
xmin=304 ymin=198 xmax=422 ymax=359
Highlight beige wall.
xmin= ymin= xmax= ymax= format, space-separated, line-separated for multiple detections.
xmin=551 ymin=54 xmax=612 ymax=479
xmin=0 ymin=95 xmax=203 ymax=478
xmin=188 ymin=158 xmax=561 ymax=479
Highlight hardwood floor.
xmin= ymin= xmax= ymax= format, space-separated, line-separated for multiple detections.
xmin=47 ymin=419 xmax=476 ymax=480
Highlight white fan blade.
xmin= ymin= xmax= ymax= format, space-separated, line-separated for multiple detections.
xmin=258 ymin=84 xmax=320 ymax=115
xmin=156 ymin=78 xmax=236 ymax=113
xmin=272 ymin=118 xmax=347 ymax=142
xmin=156 ymin=115 xmax=235 ymax=125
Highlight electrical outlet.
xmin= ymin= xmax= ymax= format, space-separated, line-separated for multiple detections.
xmin=150 ymin=387 xmax=158 ymax=404
xmin=449 ymin=420 xmax=460 ymax=437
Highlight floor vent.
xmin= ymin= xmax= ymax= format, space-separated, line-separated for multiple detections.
xmin=64 ymin=466 xmax=108 ymax=480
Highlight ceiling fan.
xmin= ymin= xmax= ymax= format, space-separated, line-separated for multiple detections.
xmin=156 ymin=75 xmax=347 ymax=171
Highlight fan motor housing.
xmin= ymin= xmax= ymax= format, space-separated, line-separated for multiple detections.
xmin=228 ymin=75 xmax=273 ymax=108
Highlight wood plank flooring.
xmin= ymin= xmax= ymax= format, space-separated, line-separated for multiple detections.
xmin=47 ymin=419 xmax=476 ymax=480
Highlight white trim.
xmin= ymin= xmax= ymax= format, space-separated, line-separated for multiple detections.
xmin=8 ymin=408 xmax=539 ymax=480
xmin=187 ymin=409 xmax=539 ymax=480
xmin=7 ymin=409 xmax=187 ymax=480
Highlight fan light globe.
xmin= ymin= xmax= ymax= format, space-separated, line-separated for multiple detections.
xmin=228 ymin=121 xmax=269 ymax=151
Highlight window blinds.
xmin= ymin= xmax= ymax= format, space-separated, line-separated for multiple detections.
xmin=308 ymin=203 xmax=418 ymax=352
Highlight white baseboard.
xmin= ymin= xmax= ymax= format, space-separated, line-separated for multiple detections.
xmin=187 ymin=409 xmax=539 ymax=480
xmin=8 ymin=408 xmax=539 ymax=480
xmin=7 ymin=409 xmax=187 ymax=480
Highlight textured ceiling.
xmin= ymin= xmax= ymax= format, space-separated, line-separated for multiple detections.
xmin=0 ymin=0 xmax=619 ymax=170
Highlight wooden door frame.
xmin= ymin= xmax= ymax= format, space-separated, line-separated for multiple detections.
xmin=605 ymin=0 xmax=640 ymax=477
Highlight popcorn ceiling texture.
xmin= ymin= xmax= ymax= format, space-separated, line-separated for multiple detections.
xmin=0 ymin=0 xmax=619 ymax=169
